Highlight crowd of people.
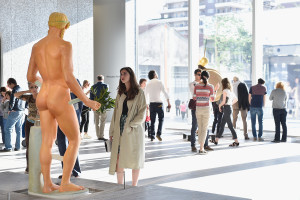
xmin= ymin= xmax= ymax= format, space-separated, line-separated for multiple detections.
xmin=0 ymin=66 xmax=292 ymax=185
xmin=188 ymin=64 xmax=289 ymax=155
xmin=0 ymin=66 xmax=291 ymax=187
xmin=0 ymin=11 xmax=293 ymax=191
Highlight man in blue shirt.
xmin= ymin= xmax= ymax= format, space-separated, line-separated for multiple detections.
xmin=1 ymin=78 xmax=25 ymax=152
xmin=90 ymin=75 xmax=108 ymax=140
xmin=249 ymin=78 xmax=267 ymax=141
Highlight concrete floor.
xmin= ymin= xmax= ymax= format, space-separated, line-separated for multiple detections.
xmin=0 ymin=115 xmax=300 ymax=200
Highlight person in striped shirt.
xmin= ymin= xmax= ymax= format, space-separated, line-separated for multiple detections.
xmin=193 ymin=71 xmax=217 ymax=155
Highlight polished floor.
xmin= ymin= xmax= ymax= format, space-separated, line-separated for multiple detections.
xmin=0 ymin=115 xmax=300 ymax=200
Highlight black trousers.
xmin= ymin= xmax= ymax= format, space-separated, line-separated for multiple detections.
xmin=212 ymin=102 xmax=223 ymax=134
xmin=145 ymin=121 xmax=151 ymax=137
xmin=217 ymin=105 xmax=237 ymax=139
xmin=150 ymin=102 xmax=164 ymax=137
xmin=273 ymin=108 xmax=287 ymax=141
xmin=80 ymin=105 xmax=90 ymax=133
xmin=25 ymin=120 xmax=34 ymax=171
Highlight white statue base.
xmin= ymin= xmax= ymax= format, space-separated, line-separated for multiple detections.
xmin=28 ymin=122 xmax=89 ymax=199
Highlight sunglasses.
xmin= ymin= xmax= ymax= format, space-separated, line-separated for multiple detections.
xmin=30 ymin=86 xmax=38 ymax=89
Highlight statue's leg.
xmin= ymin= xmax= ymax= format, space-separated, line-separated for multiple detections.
xmin=39 ymin=110 xmax=59 ymax=193
xmin=55 ymin=105 xmax=84 ymax=192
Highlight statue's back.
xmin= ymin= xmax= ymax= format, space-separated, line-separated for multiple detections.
xmin=34 ymin=36 xmax=71 ymax=112
xmin=34 ymin=37 xmax=68 ymax=87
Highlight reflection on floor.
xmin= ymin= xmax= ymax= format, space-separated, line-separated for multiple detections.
xmin=0 ymin=128 xmax=300 ymax=200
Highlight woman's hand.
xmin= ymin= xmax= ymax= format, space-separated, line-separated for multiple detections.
xmin=219 ymin=105 xmax=223 ymax=113
xmin=215 ymin=83 xmax=220 ymax=91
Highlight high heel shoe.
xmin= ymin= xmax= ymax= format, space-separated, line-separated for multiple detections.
xmin=229 ymin=142 xmax=239 ymax=147
xmin=209 ymin=135 xmax=218 ymax=145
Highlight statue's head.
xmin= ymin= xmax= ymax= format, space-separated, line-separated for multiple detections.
xmin=48 ymin=12 xmax=70 ymax=39
xmin=198 ymin=57 xmax=208 ymax=69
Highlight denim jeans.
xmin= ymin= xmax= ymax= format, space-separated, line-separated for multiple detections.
xmin=150 ymin=102 xmax=164 ymax=137
xmin=57 ymin=127 xmax=81 ymax=176
xmin=56 ymin=108 xmax=81 ymax=176
xmin=0 ymin=116 xmax=4 ymax=143
xmin=2 ymin=118 xmax=7 ymax=143
xmin=250 ymin=107 xmax=263 ymax=138
xmin=4 ymin=111 xmax=24 ymax=150
xmin=273 ymin=108 xmax=287 ymax=141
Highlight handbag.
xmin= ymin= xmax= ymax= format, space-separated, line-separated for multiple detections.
xmin=105 ymin=140 xmax=112 ymax=152
xmin=188 ymin=99 xmax=196 ymax=110
xmin=216 ymin=94 xmax=228 ymax=105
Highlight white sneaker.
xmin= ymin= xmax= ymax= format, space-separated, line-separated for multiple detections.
xmin=198 ymin=150 xmax=208 ymax=155
xmin=83 ymin=134 xmax=92 ymax=139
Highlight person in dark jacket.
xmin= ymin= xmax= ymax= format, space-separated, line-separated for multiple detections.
xmin=1 ymin=78 xmax=25 ymax=152
xmin=90 ymin=75 xmax=109 ymax=140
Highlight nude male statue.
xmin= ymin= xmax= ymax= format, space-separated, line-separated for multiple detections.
xmin=27 ymin=12 xmax=101 ymax=193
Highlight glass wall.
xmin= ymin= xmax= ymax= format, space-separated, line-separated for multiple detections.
xmin=199 ymin=0 xmax=252 ymax=85
xmin=262 ymin=0 xmax=300 ymax=119
xmin=137 ymin=0 xmax=189 ymax=108
xmin=126 ymin=0 xmax=300 ymax=125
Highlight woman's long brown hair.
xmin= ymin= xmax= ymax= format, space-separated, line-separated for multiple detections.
xmin=118 ymin=67 xmax=140 ymax=100
xmin=221 ymin=78 xmax=232 ymax=91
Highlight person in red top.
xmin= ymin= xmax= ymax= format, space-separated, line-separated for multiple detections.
xmin=139 ymin=79 xmax=151 ymax=138
xmin=180 ymin=102 xmax=187 ymax=120
xmin=193 ymin=71 xmax=217 ymax=155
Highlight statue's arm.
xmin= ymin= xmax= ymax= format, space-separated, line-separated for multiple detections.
xmin=61 ymin=42 xmax=89 ymax=104
xmin=27 ymin=45 xmax=43 ymax=84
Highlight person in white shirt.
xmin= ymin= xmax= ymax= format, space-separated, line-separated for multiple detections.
xmin=145 ymin=70 xmax=171 ymax=141
xmin=212 ymin=78 xmax=239 ymax=147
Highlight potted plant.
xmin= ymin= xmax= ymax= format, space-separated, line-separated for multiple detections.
xmin=90 ymin=87 xmax=115 ymax=113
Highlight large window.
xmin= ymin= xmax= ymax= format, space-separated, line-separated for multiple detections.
xmin=262 ymin=1 xmax=300 ymax=119
xmin=200 ymin=1 xmax=252 ymax=82
xmin=137 ymin=0 xmax=189 ymax=105
xmin=126 ymin=0 xmax=300 ymax=122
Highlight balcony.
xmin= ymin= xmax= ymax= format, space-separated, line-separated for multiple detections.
xmin=215 ymin=0 xmax=248 ymax=9
xmin=161 ymin=7 xmax=188 ymax=14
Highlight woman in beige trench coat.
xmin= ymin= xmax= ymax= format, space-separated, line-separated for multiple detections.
xmin=109 ymin=67 xmax=147 ymax=186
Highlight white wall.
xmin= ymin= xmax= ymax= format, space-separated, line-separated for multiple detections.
xmin=93 ymin=0 xmax=126 ymax=120
xmin=0 ymin=0 xmax=93 ymax=87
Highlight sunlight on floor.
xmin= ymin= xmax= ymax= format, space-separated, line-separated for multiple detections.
xmin=159 ymin=162 xmax=300 ymax=200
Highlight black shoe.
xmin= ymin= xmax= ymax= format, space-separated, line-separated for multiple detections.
xmin=280 ymin=139 xmax=286 ymax=142
xmin=0 ymin=148 xmax=12 ymax=152
xmin=150 ymin=136 xmax=155 ymax=142
xmin=21 ymin=139 xmax=26 ymax=147
xmin=59 ymin=174 xmax=79 ymax=179
xmin=14 ymin=148 xmax=20 ymax=151
xmin=98 ymin=138 xmax=107 ymax=141
xmin=271 ymin=140 xmax=280 ymax=143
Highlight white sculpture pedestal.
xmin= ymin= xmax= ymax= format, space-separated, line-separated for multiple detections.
xmin=28 ymin=121 xmax=89 ymax=199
